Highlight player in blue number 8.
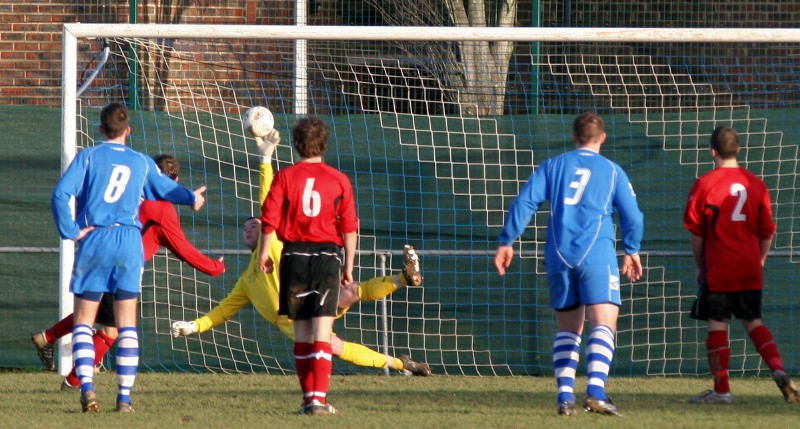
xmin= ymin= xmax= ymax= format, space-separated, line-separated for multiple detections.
xmin=51 ymin=102 xmax=208 ymax=413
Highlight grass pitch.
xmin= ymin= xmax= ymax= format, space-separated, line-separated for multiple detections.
xmin=2 ymin=371 xmax=797 ymax=429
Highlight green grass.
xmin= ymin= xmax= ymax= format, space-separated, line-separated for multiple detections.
xmin=1 ymin=371 xmax=796 ymax=429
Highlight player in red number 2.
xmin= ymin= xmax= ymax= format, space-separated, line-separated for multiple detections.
xmin=684 ymin=125 xmax=799 ymax=404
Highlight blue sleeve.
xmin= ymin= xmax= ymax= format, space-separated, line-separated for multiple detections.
xmin=141 ymin=156 xmax=195 ymax=206
xmin=498 ymin=164 xmax=547 ymax=246
xmin=51 ymin=151 xmax=88 ymax=240
xmin=614 ymin=166 xmax=644 ymax=254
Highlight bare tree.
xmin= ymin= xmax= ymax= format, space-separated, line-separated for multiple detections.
xmin=138 ymin=0 xmax=190 ymax=111
xmin=364 ymin=0 xmax=517 ymax=115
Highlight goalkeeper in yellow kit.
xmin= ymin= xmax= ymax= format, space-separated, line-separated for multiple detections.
xmin=171 ymin=126 xmax=431 ymax=376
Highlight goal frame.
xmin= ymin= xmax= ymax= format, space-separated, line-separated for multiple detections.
xmin=59 ymin=23 xmax=800 ymax=375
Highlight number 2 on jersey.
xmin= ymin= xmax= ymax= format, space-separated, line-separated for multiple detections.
xmin=731 ymin=183 xmax=747 ymax=221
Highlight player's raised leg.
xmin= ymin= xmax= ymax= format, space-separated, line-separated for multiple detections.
xmin=399 ymin=244 xmax=422 ymax=287
xmin=31 ymin=330 xmax=56 ymax=371
xmin=30 ymin=313 xmax=77 ymax=371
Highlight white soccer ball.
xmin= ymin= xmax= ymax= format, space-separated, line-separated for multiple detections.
xmin=243 ymin=106 xmax=274 ymax=137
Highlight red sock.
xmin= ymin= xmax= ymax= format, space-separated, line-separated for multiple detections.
xmin=65 ymin=371 xmax=80 ymax=387
xmin=48 ymin=314 xmax=75 ymax=343
xmin=93 ymin=330 xmax=117 ymax=367
xmin=294 ymin=342 xmax=314 ymax=404
xmin=65 ymin=329 xmax=117 ymax=387
xmin=749 ymin=325 xmax=785 ymax=373
xmin=707 ymin=330 xmax=730 ymax=393
xmin=311 ymin=341 xmax=333 ymax=405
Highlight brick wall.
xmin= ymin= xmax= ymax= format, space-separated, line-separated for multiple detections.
xmin=1 ymin=1 xmax=799 ymax=107
xmin=0 ymin=0 xmax=300 ymax=106
xmin=0 ymin=2 xmax=70 ymax=105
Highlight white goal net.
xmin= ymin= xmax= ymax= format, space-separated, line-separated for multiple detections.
xmin=60 ymin=24 xmax=800 ymax=377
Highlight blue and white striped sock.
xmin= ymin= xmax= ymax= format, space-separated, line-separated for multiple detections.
xmin=553 ymin=330 xmax=582 ymax=403
xmin=115 ymin=326 xmax=139 ymax=405
xmin=72 ymin=324 xmax=95 ymax=394
xmin=586 ymin=325 xmax=615 ymax=400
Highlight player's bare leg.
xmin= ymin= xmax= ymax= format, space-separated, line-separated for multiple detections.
xmin=583 ymin=304 xmax=622 ymax=416
xmin=73 ymin=296 xmax=101 ymax=413
xmin=113 ymin=297 xmax=139 ymax=413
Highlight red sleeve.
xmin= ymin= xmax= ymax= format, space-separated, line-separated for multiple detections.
xmin=260 ymin=170 xmax=283 ymax=235
xmin=757 ymin=182 xmax=777 ymax=239
xmin=683 ymin=180 xmax=705 ymax=237
xmin=150 ymin=202 xmax=225 ymax=276
xmin=140 ymin=200 xmax=163 ymax=261
xmin=336 ymin=172 xmax=359 ymax=234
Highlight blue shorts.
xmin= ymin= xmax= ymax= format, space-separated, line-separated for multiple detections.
xmin=70 ymin=225 xmax=144 ymax=296
xmin=547 ymin=264 xmax=621 ymax=311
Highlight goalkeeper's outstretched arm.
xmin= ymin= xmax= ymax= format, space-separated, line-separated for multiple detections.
xmin=170 ymin=284 xmax=250 ymax=336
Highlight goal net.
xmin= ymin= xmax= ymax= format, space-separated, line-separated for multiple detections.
xmin=61 ymin=24 xmax=800 ymax=377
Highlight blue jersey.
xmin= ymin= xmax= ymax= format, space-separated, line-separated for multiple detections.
xmin=51 ymin=142 xmax=195 ymax=240
xmin=499 ymin=148 xmax=643 ymax=272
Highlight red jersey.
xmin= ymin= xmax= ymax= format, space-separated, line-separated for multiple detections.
xmin=139 ymin=199 xmax=225 ymax=276
xmin=683 ymin=167 xmax=775 ymax=292
xmin=260 ymin=161 xmax=359 ymax=246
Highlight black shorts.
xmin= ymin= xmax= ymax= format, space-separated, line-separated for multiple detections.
xmin=278 ymin=242 xmax=342 ymax=321
xmin=690 ymin=288 xmax=763 ymax=322
xmin=96 ymin=293 xmax=116 ymax=327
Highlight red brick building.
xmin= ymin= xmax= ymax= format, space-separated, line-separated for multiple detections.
xmin=2 ymin=1 xmax=798 ymax=107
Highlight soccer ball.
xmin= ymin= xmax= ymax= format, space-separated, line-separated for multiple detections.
xmin=243 ymin=106 xmax=274 ymax=137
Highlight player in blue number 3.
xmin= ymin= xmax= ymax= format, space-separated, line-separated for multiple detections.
xmin=51 ymin=102 xmax=208 ymax=413
xmin=494 ymin=112 xmax=644 ymax=417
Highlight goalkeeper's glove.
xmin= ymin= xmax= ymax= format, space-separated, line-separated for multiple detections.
xmin=171 ymin=320 xmax=198 ymax=337
xmin=255 ymin=128 xmax=281 ymax=163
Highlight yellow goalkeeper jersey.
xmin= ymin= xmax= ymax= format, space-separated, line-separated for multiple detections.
xmin=195 ymin=162 xmax=295 ymax=338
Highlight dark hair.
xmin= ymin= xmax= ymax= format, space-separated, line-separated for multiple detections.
xmin=242 ymin=216 xmax=261 ymax=230
xmin=573 ymin=111 xmax=605 ymax=144
xmin=710 ymin=126 xmax=739 ymax=159
xmin=291 ymin=116 xmax=330 ymax=158
xmin=153 ymin=154 xmax=180 ymax=179
xmin=99 ymin=102 xmax=130 ymax=139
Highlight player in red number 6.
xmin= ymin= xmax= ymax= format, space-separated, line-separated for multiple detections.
xmin=258 ymin=116 xmax=359 ymax=415
xmin=684 ymin=125 xmax=799 ymax=404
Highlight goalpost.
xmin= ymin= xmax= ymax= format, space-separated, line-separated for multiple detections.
xmin=60 ymin=24 xmax=800 ymax=377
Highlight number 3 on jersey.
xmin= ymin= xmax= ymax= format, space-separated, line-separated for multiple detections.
xmin=303 ymin=178 xmax=321 ymax=217
xmin=564 ymin=168 xmax=591 ymax=205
